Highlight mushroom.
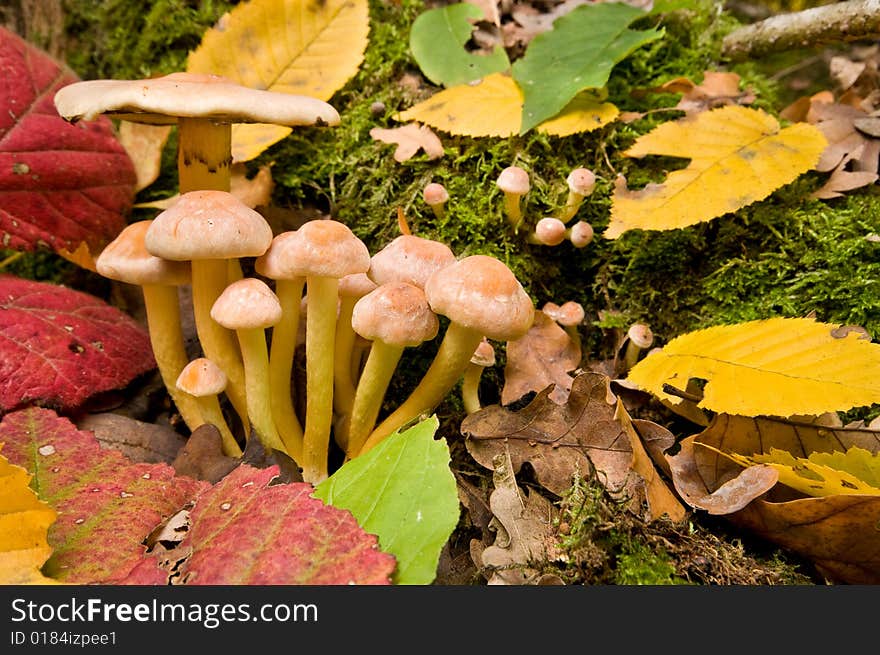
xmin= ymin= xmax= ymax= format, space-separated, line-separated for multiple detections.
xmin=461 ymin=338 xmax=496 ymax=415
xmin=357 ymin=254 xmax=534 ymax=455
xmin=175 ymin=357 xmax=241 ymax=457
xmin=344 ymin=282 xmax=440 ymax=458
xmin=254 ymin=231 xmax=307 ymax=462
xmin=269 ymin=219 xmax=371 ymax=483
xmin=542 ymin=300 xmax=585 ymax=351
xmin=210 ymin=277 xmax=286 ymax=454
xmin=367 ymin=233 xmax=456 ymax=289
xmin=567 ymin=221 xmax=594 ymax=248
xmin=145 ymin=189 xmax=274 ymax=434
xmin=54 ymin=72 xmax=340 ymax=194
xmin=529 ymin=217 xmax=567 ymax=246
xmin=423 ymin=182 xmax=450 ymax=219
xmin=557 ymin=167 xmax=596 ymax=224
xmin=622 ymin=322 xmax=655 ymax=373
xmin=95 ymin=220 xmax=202 ymax=432
xmin=496 ymin=166 xmax=530 ymax=231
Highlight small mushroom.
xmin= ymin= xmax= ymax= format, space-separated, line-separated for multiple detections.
xmin=622 ymin=322 xmax=655 ymax=373
xmin=529 ymin=217 xmax=567 ymax=246
xmin=557 ymin=167 xmax=596 ymax=224
xmin=175 ymin=358 xmax=241 ymax=457
xmin=358 ymin=255 xmax=534 ymax=455
xmin=210 ymin=278 xmax=286 ymax=454
xmin=423 ymin=182 xmax=450 ymax=219
xmin=567 ymin=221 xmax=594 ymax=248
xmin=496 ymin=166 xmax=530 ymax=231
xmin=542 ymin=300 xmax=585 ymax=351
xmin=461 ymin=338 xmax=496 ymax=415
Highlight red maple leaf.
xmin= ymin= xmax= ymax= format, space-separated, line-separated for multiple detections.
xmin=0 ymin=26 xmax=135 ymax=255
xmin=0 ymin=275 xmax=156 ymax=413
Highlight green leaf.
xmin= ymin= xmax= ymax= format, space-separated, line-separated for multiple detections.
xmin=512 ymin=2 xmax=663 ymax=134
xmin=410 ymin=3 xmax=510 ymax=87
xmin=314 ymin=416 xmax=460 ymax=585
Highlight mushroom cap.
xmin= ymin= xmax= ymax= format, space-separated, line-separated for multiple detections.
xmin=211 ymin=278 xmax=282 ymax=330
xmin=254 ymin=230 xmax=299 ymax=280
xmin=470 ymin=338 xmax=496 ymax=367
xmin=568 ymin=221 xmax=594 ymax=248
xmin=425 ymin=255 xmax=534 ymax=341
xmin=534 ymin=217 xmax=566 ymax=246
xmin=627 ymin=323 xmax=655 ymax=349
xmin=567 ymin=168 xmax=596 ymax=196
xmin=96 ymin=220 xmax=190 ymax=286
xmin=368 ymin=234 xmax=456 ymax=289
xmin=338 ymin=272 xmax=378 ymax=299
xmin=176 ymin=357 xmax=227 ymax=397
xmin=145 ymin=190 xmax=273 ymax=261
xmin=496 ymin=166 xmax=530 ymax=195
xmin=423 ymin=182 xmax=449 ymax=206
xmin=351 ymin=282 xmax=439 ymax=347
xmin=54 ymin=72 xmax=340 ymax=127
xmin=542 ymin=300 xmax=585 ymax=327
xmin=263 ymin=219 xmax=370 ymax=279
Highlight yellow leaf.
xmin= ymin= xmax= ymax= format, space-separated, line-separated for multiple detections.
xmin=117 ymin=121 xmax=172 ymax=193
xmin=0 ymin=448 xmax=60 ymax=584
xmin=56 ymin=241 xmax=97 ymax=272
xmin=395 ymin=73 xmax=617 ymax=138
xmin=186 ymin=0 xmax=369 ymax=162
xmin=628 ymin=317 xmax=880 ymax=417
xmin=605 ymin=105 xmax=827 ymax=239
xmin=701 ymin=444 xmax=880 ymax=498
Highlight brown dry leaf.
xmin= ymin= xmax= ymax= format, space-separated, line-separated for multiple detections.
xmin=171 ymin=424 xmax=239 ymax=484
xmin=478 ymin=449 xmax=564 ymax=584
xmin=369 ymin=123 xmax=444 ymax=162
xmin=507 ymin=0 xmax=590 ymax=47
xmin=76 ymin=412 xmax=188 ymax=465
xmin=829 ymin=45 xmax=880 ymax=100
xmin=116 ymin=121 xmax=172 ymax=193
xmin=465 ymin=0 xmax=501 ymax=25
xmin=502 ymin=311 xmax=581 ymax=406
xmin=642 ymin=71 xmax=756 ymax=115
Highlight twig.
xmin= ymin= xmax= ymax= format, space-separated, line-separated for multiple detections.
xmin=722 ymin=0 xmax=880 ymax=62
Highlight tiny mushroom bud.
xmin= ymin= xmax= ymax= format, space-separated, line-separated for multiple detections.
xmin=566 ymin=221 xmax=594 ymax=248
xmin=423 ymin=182 xmax=450 ymax=219
xmin=496 ymin=166 xmax=530 ymax=231
xmin=622 ymin=322 xmax=655 ymax=373
xmin=558 ymin=167 xmax=596 ymax=224
xmin=461 ymin=338 xmax=496 ymax=415
xmin=210 ymin=278 xmax=285 ymax=455
xmin=359 ymin=255 xmax=534 ymax=455
xmin=176 ymin=358 xmax=241 ymax=457
xmin=528 ymin=217 xmax=567 ymax=246
xmin=344 ymin=282 xmax=440 ymax=458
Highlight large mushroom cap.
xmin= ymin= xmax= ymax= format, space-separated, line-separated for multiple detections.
xmin=145 ymin=190 xmax=273 ymax=261
xmin=368 ymin=234 xmax=456 ymax=289
xmin=352 ymin=282 xmax=439 ymax=347
xmin=54 ymin=72 xmax=340 ymax=127
xmin=274 ymin=219 xmax=370 ymax=279
xmin=425 ymin=255 xmax=534 ymax=341
xmin=211 ymin=277 xmax=282 ymax=330
xmin=96 ymin=220 xmax=190 ymax=286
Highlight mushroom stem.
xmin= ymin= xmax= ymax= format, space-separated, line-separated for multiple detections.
xmin=301 ymin=276 xmax=339 ymax=484
xmin=268 ymin=277 xmax=305 ymax=461
xmin=236 ymin=326 xmax=286 ymax=453
xmin=359 ymin=322 xmax=484 ymax=455
xmin=176 ymin=118 xmax=232 ymax=193
xmin=460 ymin=363 xmax=485 ymax=415
xmin=190 ymin=259 xmax=249 ymax=432
xmin=141 ymin=284 xmax=204 ymax=430
xmin=345 ymin=340 xmax=405 ymax=459
xmin=333 ymin=295 xmax=360 ymax=429
xmin=189 ymin=392 xmax=241 ymax=457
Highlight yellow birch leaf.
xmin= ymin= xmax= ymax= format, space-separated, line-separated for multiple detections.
xmin=186 ymin=0 xmax=369 ymax=162
xmin=701 ymin=444 xmax=880 ymax=498
xmin=395 ymin=73 xmax=617 ymax=138
xmin=0 ymin=448 xmax=60 ymax=584
xmin=605 ymin=105 xmax=828 ymax=239
xmin=628 ymin=317 xmax=880 ymax=417
xmin=117 ymin=121 xmax=172 ymax=193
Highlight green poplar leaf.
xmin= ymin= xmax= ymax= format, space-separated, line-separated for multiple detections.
xmin=409 ymin=3 xmax=510 ymax=87
xmin=314 ymin=416 xmax=460 ymax=585
xmin=512 ymin=2 xmax=663 ymax=134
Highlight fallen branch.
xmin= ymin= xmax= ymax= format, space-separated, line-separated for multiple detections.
xmin=722 ymin=0 xmax=880 ymax=62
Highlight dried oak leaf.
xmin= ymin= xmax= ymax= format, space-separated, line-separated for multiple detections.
xmin=502 ymin=310 xmax=581 ymax=406
xmin=174 ymin=464 xmax=395 ymax=585
xmin=0 ymin=26 xmax=135 ymax=255
xmin=76 ymin=412 xmax=188 ymax=465
xmin=0 ymin=407 xmax=208 ymax=584
xmin=369 ymin=123 xmax=444 ymax=162
xmin=0 ymin=275 xmax=156 ymax=413
xmin=636 ymin=71 xmax=756 ymax=116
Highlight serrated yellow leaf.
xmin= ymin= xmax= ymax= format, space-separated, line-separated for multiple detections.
xmin=628 ymin=317 xmax=880 ymax=417
xmin=0 ymin=447 xmax=60 ymax=584
xmin=395 ymin=73 xmax=617 ymax=137
xmin=701 ymin=444 xmax=880 ymax=498
xmin=187 ymin=0 xmax=369 ymax=162
xmin=605 ymin=105 xmax=827 ymax=238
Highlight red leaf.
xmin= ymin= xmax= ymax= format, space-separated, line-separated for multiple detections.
xmin=0 ymin=27 xmax=135 ymax=254
xmin=0 ymin=407 xmax=208 ymax=583
xmin=177 ymin=465 xmax=396 ymax=585
xmin=0 ymin=275 xmax=156 ymax=413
